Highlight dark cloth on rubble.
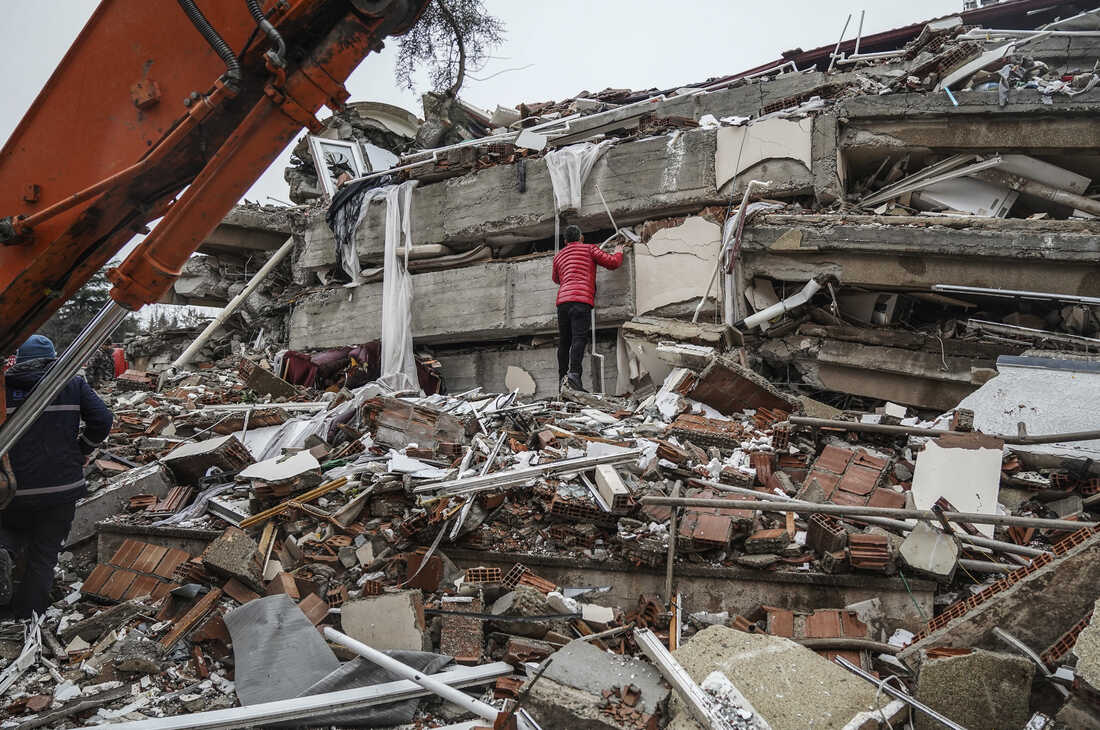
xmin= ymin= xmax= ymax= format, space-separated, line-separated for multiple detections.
xmin=325 ymin=173 xmax=396 ymax=278
xmin=3 ymin=357 xmax=113 ymax=508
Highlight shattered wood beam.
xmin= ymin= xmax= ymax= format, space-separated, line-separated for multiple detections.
xmin=640 ymin=496 xmax=1096 ymax=531
xmin=691 ymin=479 xmax=1048 ymax=557
xmin=69 ymin=662 xmax=513 ymax=730
xmin=788 ymin=416 xmax=1100 ymax=446
xmin=239 ymin=476 xmax=348 ymax=528
xmin=412 ymin=450 xmax=643 ymax=495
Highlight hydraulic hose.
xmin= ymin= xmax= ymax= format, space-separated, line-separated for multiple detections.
xmin=177 ymin=0 xmax=243 ymax=83
xmin=245 ymin=0 xmax=287 ymax=64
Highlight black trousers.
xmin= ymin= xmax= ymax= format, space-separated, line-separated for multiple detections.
xmin=557 ymin=302 xmax=592 ymax=380
xmin=0 ymin=501 xmax=77 ymax=618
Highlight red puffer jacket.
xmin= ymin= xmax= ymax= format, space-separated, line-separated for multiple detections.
xmin=552 ymin=242 xmax=624 ymax=306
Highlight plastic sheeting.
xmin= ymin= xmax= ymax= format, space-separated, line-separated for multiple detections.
xmin=225 ymin=594 xmax=453 ymax=727
xmin=379 ymin=180 xmax=420 ymax=392
xmin=545 ymin=141 xmax=614 ymax=213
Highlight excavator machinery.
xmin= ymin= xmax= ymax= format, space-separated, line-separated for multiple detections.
xmin=0 ymin=0 xmax=430 ymax=460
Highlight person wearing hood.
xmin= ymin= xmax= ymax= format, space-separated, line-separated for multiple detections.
xmin=0 ymin=335 xmax=113 ymax=618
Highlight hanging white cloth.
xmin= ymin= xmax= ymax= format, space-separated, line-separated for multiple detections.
xmin=545 ymin=141 xmax=615 ymax=249
xmin=545 ymin=140 xmax=614 ymax=212
xmin=379 ymin=180 xmax=420 ymax=392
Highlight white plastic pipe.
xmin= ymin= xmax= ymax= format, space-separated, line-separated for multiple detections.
xmin=172 ymin=236 xmax=294 ymax=368
xmin=742 ymin=277 xmax=823 ymax=330
xmin=323 ymin=628 xmax=501 ymax=723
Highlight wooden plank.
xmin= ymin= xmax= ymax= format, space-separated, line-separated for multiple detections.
xmin=161 ymin=589 xmax=222 ymax=650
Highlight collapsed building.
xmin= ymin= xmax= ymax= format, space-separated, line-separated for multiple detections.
xmin=4 ymin=2 xmax=1100 ymax=728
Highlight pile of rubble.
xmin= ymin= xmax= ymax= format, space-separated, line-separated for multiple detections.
xmin=3 ymin=332 xmax=1100 ymax=728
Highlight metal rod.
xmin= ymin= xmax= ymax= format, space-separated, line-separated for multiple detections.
xmin=70 ymin=661 xmax=512 ymax=730
xmin=834 ymin=656 xmax=966 ymax=730
xmin=323 ymin=628 xmax=501 ymax=723
xmin=797 ymin=637 xmax=899 ymax=655
xmin=828 ymin=13 xmax=853 ymax=72
xmin=640 ymin=496 xmax=1095 ymax=531
xmin=788 ymin=416 xmax=1100 ymax=446
xmin=854 ymin=10 xmax=865 ymax=55
xmin=412 ymin=449 xmax=642 ymax=495
xmin=958 ymin=558 xmax=1014 ymax=574
xmin=933 ymin=284 xmax=1100 ymax=306
xmin=694 ymin=480 xmax=1048 ymax=557
xmin=665 ymin=480 xmax=681 ymax=605
xmin=0 ymin=301 xmax=129 ymax=460
xmin=173 ymin=236 xmax=295 ymax=368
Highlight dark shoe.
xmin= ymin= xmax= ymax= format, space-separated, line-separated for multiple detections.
xmin=0 ymin=549 xmax=12 ymax=606
xmin=566 ymin=372 xmax=587 ymax=392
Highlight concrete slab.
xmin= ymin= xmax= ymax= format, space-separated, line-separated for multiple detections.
xmin=1072 ymin=597 xmax=1100 ymax=691
xmin=288 ymin=254 xmax=633 ymax=350
xmin=67 ymin=464 xmax=175 ymax=547
xmin=668 ymin=626 xmax=887 ymax=730
xmin=952 ymin=356 xmax=1100 ymax=465
xmin=541 ymin=639 xmax=668 ymax=716
xmin=297 ymin=128 xmax=720 ymax=271
xmin=522 ymin=676 xmax=633 ymax=730
xmin=914 ymin=649 xmax=1034 ymax=730
xmin=715 ymin=118 xmax=814 ymax=193
xmin=340 ymin=589 xmax=426 ymax=651
xmin=900 ymin=529 xmax=1100 ymax=667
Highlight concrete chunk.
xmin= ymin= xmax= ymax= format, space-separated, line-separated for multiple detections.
xmin=340 ymin=589 xmax=426 ymax=651
xmin=66 ymin=463 xmax=174 ymax=546
xmin=163 ymin=434 xmax=254 ymax=485
xmin=898 ymin=521 xmax=959 ymax=581
xmin=540 ymin=639 xmax=668 ymax=717
xmin=668 ymin=625 xmax=888 ymax=730
xmin=595 ymin=465 xmax=630 ymax=513
xmin=914 ymin=649 xmax=1034 ymax=730
xmin=201 ymin=527 xmax=263 ymax=592
xmin=1072 ymin=597 xmax=1100 ymax=692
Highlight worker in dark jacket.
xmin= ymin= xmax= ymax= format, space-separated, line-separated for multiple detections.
xmin=551 ymin=225 xmax=623 ymax=391
xmin=0 ymin=335 xmax=113 ymax=617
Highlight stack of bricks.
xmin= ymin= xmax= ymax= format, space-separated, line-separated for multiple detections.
xmin=82 ymin=539 xmax=189 ymax=602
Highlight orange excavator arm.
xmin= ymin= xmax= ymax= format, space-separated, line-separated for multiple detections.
xmin=0 ymin=0 xmax=428 ymax=458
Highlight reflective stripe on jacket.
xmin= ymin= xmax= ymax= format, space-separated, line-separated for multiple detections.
xmin=4 ymin=358 xmax=114 ymax=508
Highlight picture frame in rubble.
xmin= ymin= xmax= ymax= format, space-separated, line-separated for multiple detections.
xmin=307 ymin=135 xmax=369 ymax=200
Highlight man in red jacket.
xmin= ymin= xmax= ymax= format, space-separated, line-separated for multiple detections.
xmin=552 ymin=225 xmax=623 ymax=391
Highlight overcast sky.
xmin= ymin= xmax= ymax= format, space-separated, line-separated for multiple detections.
xmin=1 ymin=0 xmax=961 ymax=205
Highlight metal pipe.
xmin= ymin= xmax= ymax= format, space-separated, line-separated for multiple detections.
xmin=960 ymin=28 xmax=1100 ymax=38
xmin=639 ymin=495 xmax=1095 ymax=531
xmin=973 ymin=167 xmax=1100 ymax=217
xmin=834 ymin=656 xmax=966 ymax=730
xmin=788 ymin=416 xmax=1100 ymax=446
xmin=854 ymin=10 xmax=865 ymax=55
xmin=828 ymin=13 xmax=853 ymax=72
xmin=693 ymin=480 xmax=1049 ymax=557
xmin=173 ymin=236 xmax=295 ymax=368
xmin=692 ymin=180 xmax=770 ymax=324
xmin=959 ymin=558 xmax=1014 ymax=573
xmin=69 ymin=661 xmax=512 ymax=730
xmin=323 ymin=628 xmax=501 ymax=723
xmin=0 ymin=301 xmax=129 ymax=460
xmin=933 ymin=284 xmax=1100 ymax=306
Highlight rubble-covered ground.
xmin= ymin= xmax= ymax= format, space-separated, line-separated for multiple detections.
xmin=5 ymin=3 xmax=1100 ymax=729
xmin=1 ymin=334 xmax=1098 ymax=729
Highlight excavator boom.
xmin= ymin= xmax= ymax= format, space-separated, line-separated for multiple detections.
xmin=0 ymin=0 xmax=428 ymax=456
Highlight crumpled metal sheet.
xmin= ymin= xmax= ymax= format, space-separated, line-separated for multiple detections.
xmin=225 ymin=594 xmax=454 ymax=727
